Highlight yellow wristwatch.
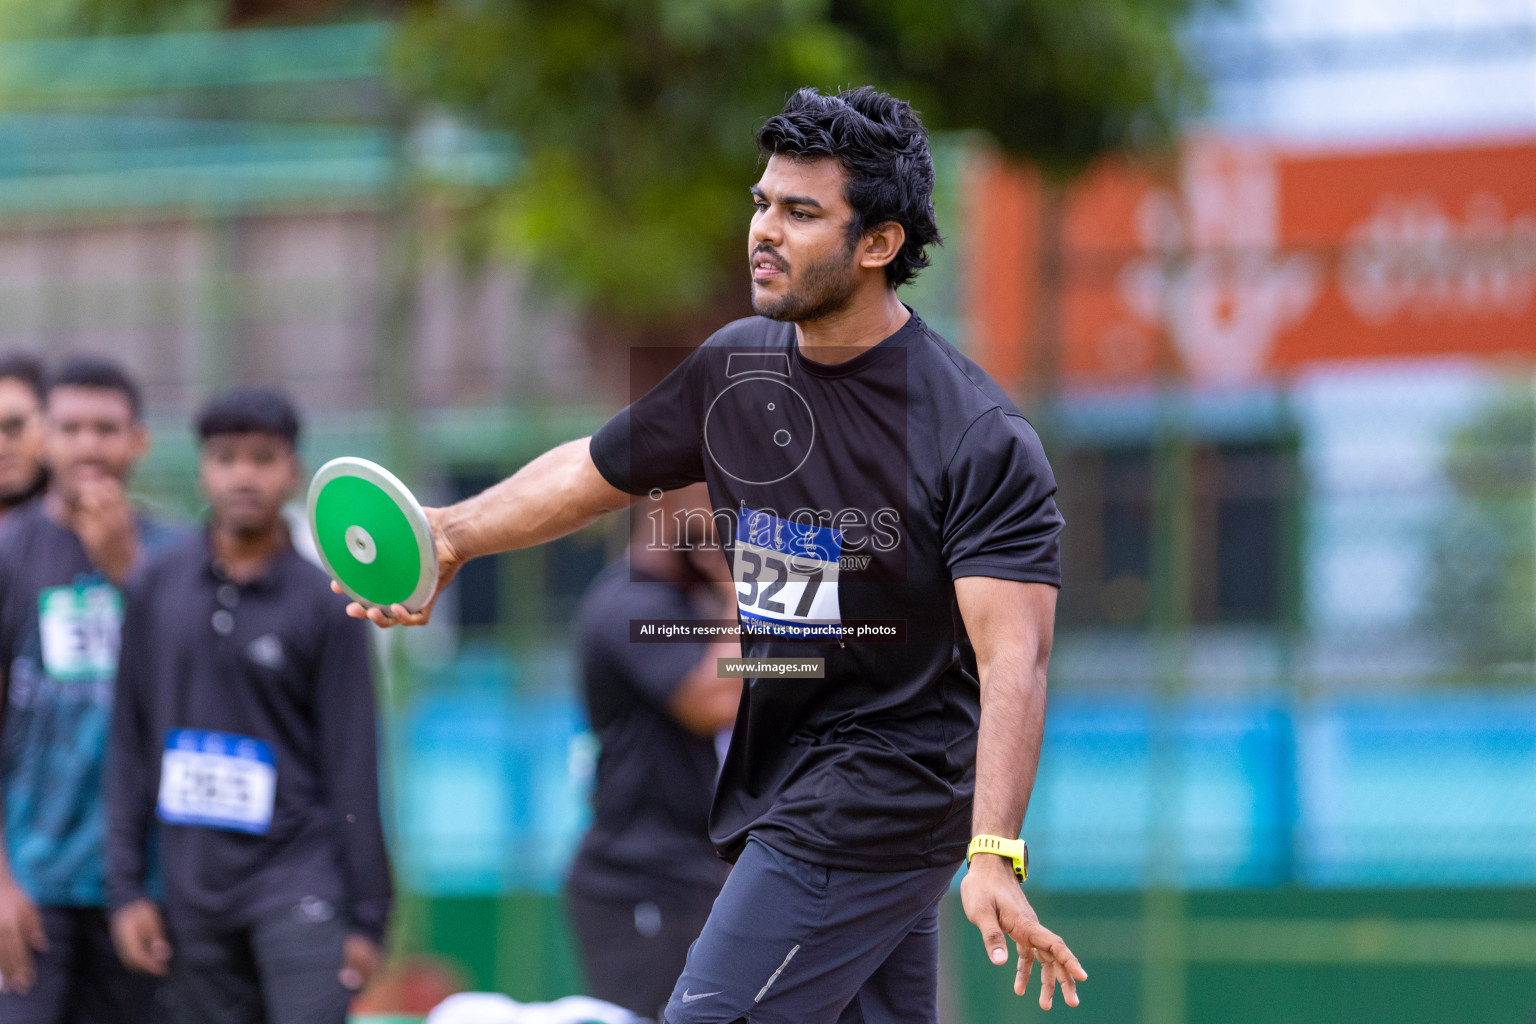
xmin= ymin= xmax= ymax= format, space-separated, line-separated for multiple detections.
xmin=967 ymin=834 xmax=1028 ymax=882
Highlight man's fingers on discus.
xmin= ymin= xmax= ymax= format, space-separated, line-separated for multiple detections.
xmin=365 ymin=606 xmax=402 ymax=627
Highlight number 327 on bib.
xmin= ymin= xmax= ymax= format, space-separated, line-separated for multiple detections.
xmin=734 ymin=507 xmax=842 ymax=640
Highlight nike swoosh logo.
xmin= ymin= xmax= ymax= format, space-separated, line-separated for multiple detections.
xmin=681 ymin=990 xmax=722 ymax=1004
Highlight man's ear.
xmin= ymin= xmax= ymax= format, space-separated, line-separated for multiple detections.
xmin=859 ymin=221 xmax=907 ymax=271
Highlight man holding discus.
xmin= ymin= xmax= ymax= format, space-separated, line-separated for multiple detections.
xmin=0 ymin=357 xmax=178 ymax=1022
xmin=346 ymin=86 xmax=1084 ymax=1021
xmin=108 ymin=386 xmax=391 ymax=1024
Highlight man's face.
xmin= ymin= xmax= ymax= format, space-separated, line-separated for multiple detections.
xmin=44 ymin=387 xmax=145 ymax=504
xmin=0 ymin=377 xmax=43 ymax=505
xmin=748 ymin=155 xmax=862 ymax=323
xmin=199 ymin=433 xmax=299 ymax=537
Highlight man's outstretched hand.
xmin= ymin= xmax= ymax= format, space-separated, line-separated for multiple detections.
xmin=961 ymin=854 xmax=1087 ymax=1009
xmin=336 ymin=507 xmax=461 ymax=627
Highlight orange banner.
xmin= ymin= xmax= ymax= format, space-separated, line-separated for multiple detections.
xmin=965 ymin=137 xmax=1536 ymax=389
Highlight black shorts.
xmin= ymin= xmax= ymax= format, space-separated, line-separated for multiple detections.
xmin=663 ymin=838 xmax=957 ymax=1024
xmin=566 ymin=888 xmax=717 ymax=1021
xmin=0 ymin=905 xmax=167 ymax=1024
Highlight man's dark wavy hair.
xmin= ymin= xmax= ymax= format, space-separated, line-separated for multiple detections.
xmin=756 ymin=86 xmax=941 ymax=288
xmin=195 ymin=386 xmax=300 ymax=448
xmin=47 ymin=356 xmax=141 ymax=421
xmin=0 ymin=354 xmax=43 ymax=401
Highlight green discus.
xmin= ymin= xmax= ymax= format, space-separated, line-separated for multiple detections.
xmin=307 ymin=457 xmax=438 ymax=612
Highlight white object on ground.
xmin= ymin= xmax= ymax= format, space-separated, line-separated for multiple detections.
xmin=425 ymin=992 xmax=642 ymax=1024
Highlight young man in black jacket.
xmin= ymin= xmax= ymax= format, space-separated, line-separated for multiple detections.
xmin=107 ymin=387 xmax=391 ymax=1024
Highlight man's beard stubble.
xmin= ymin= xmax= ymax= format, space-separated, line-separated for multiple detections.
xmin=0 ymin=467 xmax=46 ymax=512
xmin=750 ymin=236 xmax=861 ymax=324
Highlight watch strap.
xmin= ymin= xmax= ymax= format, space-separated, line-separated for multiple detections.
xmin=967 ymin=834 xmax=1028 ymax=881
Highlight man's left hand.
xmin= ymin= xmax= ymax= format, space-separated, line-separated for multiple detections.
xmin=338 ymin=935 xmax=381 ymax=992
xmin=70 ymin=477 xmax=139 ymax=585
xmin=961 ymin=853 xmax=1087 ymax=1009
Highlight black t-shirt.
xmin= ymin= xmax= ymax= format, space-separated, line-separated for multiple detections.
xmin=567 ymin=561 xmax=730 ymax=904
xmin=589 ymin=310 xmax=1062 ymax=871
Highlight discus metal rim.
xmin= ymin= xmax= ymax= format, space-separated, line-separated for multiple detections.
xmin=306 ymin=456 xmax=438 ymax=613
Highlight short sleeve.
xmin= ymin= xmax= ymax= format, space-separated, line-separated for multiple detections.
xmin=590 ymin=347 xmax=709 ymax=495
xmin=942 ymin=409 xmax=1064 ymax=586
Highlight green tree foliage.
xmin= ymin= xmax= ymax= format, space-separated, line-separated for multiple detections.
xmin=58 ymin=0 xmax=352 ymax=34
xmin=393 ymin=0 xmax=1212 ymax=321
xmin=835 ymin=0 xmax=1204 ymax=174
xmin=1424 ymin=387 xmax=1536 ymax=674
xmin=394 ymin=1 xmax=859 ymax=321
xmin=54 ymin=0 xmax=1212 ymax=321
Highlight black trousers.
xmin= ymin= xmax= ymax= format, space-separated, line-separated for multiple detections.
xmin=566 ymin=889 xmax=717 ymax=1022
xmin=0 ymin=905 xmax=166 ymax=1024
xmin=168 ymin=902 xmax=351 ymax=1024
xmin=662 ymin=837 xmax=956 ymax=1024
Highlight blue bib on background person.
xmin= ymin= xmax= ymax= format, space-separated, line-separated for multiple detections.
xmin=158 ymin=729 xmax=277 ymax=835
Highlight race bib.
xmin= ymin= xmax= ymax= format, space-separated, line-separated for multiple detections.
xmin=734 ymin=507 xmax=843 ymax=639
xmin=157 ymin=730 xmax=277 ymax=835
xmin=38 ymin=584 xmax=123 ymax=680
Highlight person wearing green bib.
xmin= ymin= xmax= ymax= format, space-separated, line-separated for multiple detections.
xmin=0 ymin=357 xmax=178 ymax=1023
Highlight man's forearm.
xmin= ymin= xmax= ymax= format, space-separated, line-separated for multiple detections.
xmin=971 ymin=653 xmax=1048 ymax=839
xmin=439 ymin=438 xmax=630 ymax=561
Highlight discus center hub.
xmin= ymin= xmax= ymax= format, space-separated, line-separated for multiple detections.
xmin=345 ymin=524 xmax=378 ymax=565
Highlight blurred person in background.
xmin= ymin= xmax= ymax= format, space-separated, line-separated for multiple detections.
xmin=0 ymin=357 xmax=178 ymax=1022
xmin=107 ymin=386 xmax=391 ymax=1024
xmin=566 ymin=485 xmax=741 ymax=1020
xmin=0 ymin=356 xmax=47 ymax=523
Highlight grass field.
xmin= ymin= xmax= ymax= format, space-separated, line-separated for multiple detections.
xmin=389 ymin=887 xmax=1536 ymax=1023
